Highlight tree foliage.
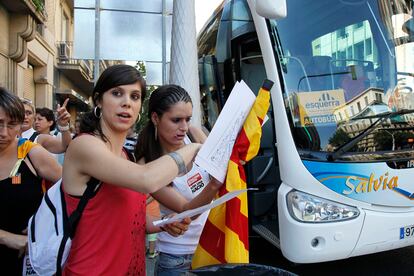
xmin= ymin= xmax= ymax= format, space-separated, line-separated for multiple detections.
xmin=32 ymin=0 xmax=45 ymax=12
xmin=329 ymin=128 xmax=351 ymax=147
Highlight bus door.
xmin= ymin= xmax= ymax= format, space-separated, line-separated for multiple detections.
xmin=231 ymin=34 xmax=282 ymax=246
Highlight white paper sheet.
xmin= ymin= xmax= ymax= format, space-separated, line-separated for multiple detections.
xmin=152 ymin=189 xmax=249 ymax=227
xmin=195 ymin=81 xmax=256 ymax=182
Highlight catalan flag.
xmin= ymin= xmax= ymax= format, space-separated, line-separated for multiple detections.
xmin=192 ymin=80 xmax=273 ymax=269
xmin=10 ymin=138 xmax=37 ymax=178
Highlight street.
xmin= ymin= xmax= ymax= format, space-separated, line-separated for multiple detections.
xmin=250 ymin=236 xmax=414 ymax=275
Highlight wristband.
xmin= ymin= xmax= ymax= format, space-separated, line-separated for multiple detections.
xmin=58 ymin=124 xmax=70 ymax=132
xmin=167 ymin=151 xmax=186 ymax=175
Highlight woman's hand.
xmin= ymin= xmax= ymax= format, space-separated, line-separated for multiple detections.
xmin=162 ymin=216 xmax=191 ymax=237
xmin=56 ymin=98 xmax=71 ymax=129
xmin=8 ymin=234 xmax=27 ymax=255
xmin=0 ymin=230 xmax=27 ymax=257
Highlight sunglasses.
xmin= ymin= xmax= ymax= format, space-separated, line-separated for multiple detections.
xmin=20 ymin=98 xmax=34 ymax=105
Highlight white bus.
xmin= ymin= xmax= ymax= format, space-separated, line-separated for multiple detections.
xmin=197 ymin=0 xmax=414 ymax=263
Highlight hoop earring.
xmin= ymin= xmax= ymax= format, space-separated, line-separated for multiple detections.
xmin=93 ymin=106 xmax=102 ymax=118
xmin=137 ymin=113 xmax=141 ymax=123
xmin=154 ymin=125 xmax=158 ymax=141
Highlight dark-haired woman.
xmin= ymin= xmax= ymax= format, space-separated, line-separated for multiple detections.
xmin=34 ymin=107 xmax=56 ymax=135
xmin=0 ymin=88 xmax=62 ymax=275
xmin=135 ymin=85 xmax=222 ymax=275
xmin=61 ymin=65 xmax=199 ymax=275
xmin=34 ymin=104 xmax=72 ymax=167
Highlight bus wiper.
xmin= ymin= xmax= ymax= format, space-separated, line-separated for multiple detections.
xmin=327 ymin=109 xmax=414 ymax=161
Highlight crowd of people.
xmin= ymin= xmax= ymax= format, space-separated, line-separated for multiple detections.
xmin=0 ymin=64 xmax=222 ymax=275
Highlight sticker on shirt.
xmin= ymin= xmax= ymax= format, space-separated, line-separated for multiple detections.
xmin=11 ymin=173 xmax=21 ymax=185
xmin=188 ymin=173 xmax=205 ymax=194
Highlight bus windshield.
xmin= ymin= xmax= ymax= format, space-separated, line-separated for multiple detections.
xmin=271 ymin=0 xmax=414 ymax=162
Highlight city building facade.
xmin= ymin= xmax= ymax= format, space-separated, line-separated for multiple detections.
xmin=0 ymin=0 xmax=94 ymax=123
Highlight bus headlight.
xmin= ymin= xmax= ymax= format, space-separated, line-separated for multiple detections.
xmin=287 ymin=190 xmax=360 ymax=223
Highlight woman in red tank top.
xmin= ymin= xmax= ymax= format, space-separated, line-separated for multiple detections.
xmin=62 ymin=65 xmax=199 ymax=275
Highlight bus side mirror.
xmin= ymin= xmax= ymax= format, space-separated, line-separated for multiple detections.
xmin=255 ymin=0 xmax=287 ymax=20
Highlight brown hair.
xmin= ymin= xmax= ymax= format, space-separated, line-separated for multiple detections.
xmin=80 ymin=64 xmax=146 ymax=142
xmin=0 ymin=87 xmax=25 ymax=123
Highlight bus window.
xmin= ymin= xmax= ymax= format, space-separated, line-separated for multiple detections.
xmin=231 ymin=0 xmax=252 ymax=33
xmin=197 ymin=8 xmax=222 ymax=58
xmin=273 ymin=14 xmax=387 ymax=149
xmin=240 ymin=57 xmax=266 ymax=94
xmin=271 ymin=0 xmax=414 ymax=161
xmin=199 ymin=55 xmax=222 ymax=130
xmin=311 ymin=20 xmax=381 ymax=101
xmin=238 ymin=38 xmax=266 ymax=94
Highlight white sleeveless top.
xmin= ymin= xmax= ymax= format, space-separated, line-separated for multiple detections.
xmin=157 ymin=138 xmax=211 ymax=255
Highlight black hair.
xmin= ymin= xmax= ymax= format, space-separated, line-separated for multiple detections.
xmin=0 ymin=87 xmax=25 ymax=123
xmin=135 ymin=84 xmax=192 ymax=162
xmin=79 ymin=64 xmax=146 ymax=141
xmin=36 ymin=107 xmax=56 ymax=131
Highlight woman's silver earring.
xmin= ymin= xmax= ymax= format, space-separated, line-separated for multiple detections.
xmin=137 ymin=113 xmax=141 ymax=123
xmin=154 ymin=126 xmax=158 ymax=141
xmin=93 ymin=106 xmax=102 ymax=118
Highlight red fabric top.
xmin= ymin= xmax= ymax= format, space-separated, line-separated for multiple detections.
xmin=63 ymin=182 xmax=146 ymax=275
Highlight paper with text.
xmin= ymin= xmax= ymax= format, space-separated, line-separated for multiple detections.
xmin=152 ymin=189 xmax=249 ymax=227
xmin=195 ymin=81 xmax=256 ymax=182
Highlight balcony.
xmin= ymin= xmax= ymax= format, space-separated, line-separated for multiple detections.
xmin=2 ymin=0 xmax=47 ymax=23
xmin=55 ymin=88 xmax=91 ymax=112
xmin=56 ymin=41 xmax=94 ymax=97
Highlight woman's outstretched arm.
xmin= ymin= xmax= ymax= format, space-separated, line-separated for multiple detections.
xmin=63 ymin=135 xmax=201 ymax=195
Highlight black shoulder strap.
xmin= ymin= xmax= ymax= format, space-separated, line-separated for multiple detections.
xmin=67 ymin=177 xmax=101 ymax=238
xmin=25 ymin=153 xmax=41 ymax=178
xmin=29 ymin=132 xmax=39 ymax=142
xmin=123 ymin=146 xmax=136 ymax=162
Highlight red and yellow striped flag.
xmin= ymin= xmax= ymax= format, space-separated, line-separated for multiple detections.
xmin=192 ymin=80 xmax=273 ymax=269
xmin=10 ymin=138 xmax=37 ymax=186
